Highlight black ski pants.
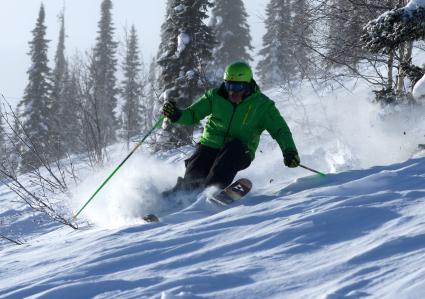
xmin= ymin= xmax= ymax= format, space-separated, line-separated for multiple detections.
xmin=182 ymin=139 xmax=252 ymax=190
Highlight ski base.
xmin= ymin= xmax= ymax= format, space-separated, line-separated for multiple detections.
xmin=209 ymin=178 xmax=252 ymax=205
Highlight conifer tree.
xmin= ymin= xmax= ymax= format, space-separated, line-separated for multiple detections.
xmin=61 ymin=64 xmax=83 ymax=154
xmin=292 ymin=0 xmax=313 ymax=78
xmin=121 ymin=25 xmax=145 ymax=147
xmin=18 ymin=4 xmax=53 ymax=170
xmin=257 ymin=0 xmax=295 ymax=88
xmin=88 ymin=0 xmax=118 ymax=146
xmin=326 ymin=0 xmax=367 ymax=70
xmin=209 ymin=0 xmax=253 ymax=83
xmin=157 ymin=0 xmax=215 ymax=148
xmin=145 ymin=57 xmax=159 ymax=127
xmin=50 ymin=11 xmax=67 ymax=158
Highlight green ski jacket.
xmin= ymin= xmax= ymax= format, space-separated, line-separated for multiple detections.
xmin=175 ymin=85 xmax=297 ymax=161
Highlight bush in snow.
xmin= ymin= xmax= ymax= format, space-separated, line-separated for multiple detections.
xmin=0 ymin=100 xmax=78 ymax=231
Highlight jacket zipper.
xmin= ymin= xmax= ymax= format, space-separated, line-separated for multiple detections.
xmin=224 ymin=103 xmax=237 ymax=143
xmin=242 ymin=103 xmax=252 ymax=125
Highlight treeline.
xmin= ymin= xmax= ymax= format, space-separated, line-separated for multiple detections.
xmin=1 ymin=0 xmax=424 ymax=174
xmin=0 ymin=1 xmax=157 ymax=176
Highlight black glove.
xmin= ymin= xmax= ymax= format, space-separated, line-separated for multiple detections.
xmin=283 ymin=149 xmax=300 ymax=168
xmin=162 ymin=101 xmax=181 ymax=122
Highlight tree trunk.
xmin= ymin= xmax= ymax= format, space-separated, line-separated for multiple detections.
xmin=396 ymin=42 xmax=406 ymax=94
xmin=387 ymin=49 xmax=394 ymax=91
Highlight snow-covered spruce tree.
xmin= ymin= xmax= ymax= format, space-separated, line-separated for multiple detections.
xmin=120 ymin=25 xmax=146 ymax=148
xmin=291 ymin=0 xmax=314 ymax=79
xmin=157 ymin=0 xmax=215 ymax=149
xmin=257 ymin=0 xmax=296 ymax=88
xmin=326 ymin=0 xmax=363 ymax=70
xmin=209 ymin=0 xmax=253 ymax=83
xmin=18 ymin=4 xmax=53 ymax=171
xmin=362 ymin=0 xmax=425 ymax=102
xmin=145 ymin=57 xmax=159 ymax=128
xmin=362 ymin=1 xmax=425 ymax=52
xmin=87 ymin=0 xmax=118 ymax=147
xmin=50 ymin=11 xmax=67 ymax=159
xmin=60 ymin=63 xmax=83 ymax=154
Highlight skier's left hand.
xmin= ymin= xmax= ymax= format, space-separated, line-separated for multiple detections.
xmin=283 ymin=149 xmax=300 ymax=168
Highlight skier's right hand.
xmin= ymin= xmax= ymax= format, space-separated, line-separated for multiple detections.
xmin=162 ymin=101 xmax=181 ymax=122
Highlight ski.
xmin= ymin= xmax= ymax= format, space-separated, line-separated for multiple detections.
xmin=141 ymin=178 xmax=252 ymax=222
xmin=142 ymin=214 xmax=160 ymax=223
xmin=208 ymin=178 xmax=252 ymax=205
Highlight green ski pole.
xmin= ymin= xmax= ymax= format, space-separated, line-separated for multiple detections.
xmin=299 ymin=164 xmax=326 ymax=177
xmin=73 ymin=115 xmax=165 ymax=219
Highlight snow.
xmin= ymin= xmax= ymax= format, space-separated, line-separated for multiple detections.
xmin=214 ymin=16 xmax=223 ymax=27
xmin=405 ymin=0 xmax=425 ymax=13
xmin=2 ymin=80 xmax=425 ymax=298
xmin=412 ymin=74 xmax=425 ymax=100
xmin=2 ymin=154 xmax=425 ymax=298
xmin=174 ymin=4 xmax=187 ymax=13
xmin=176 ymin=32 xmax=190 ymax=57
xmin=185 ymin=70 xmax=196 ymax=80
xmin=208 ymin=16 xmax=223 ymax=27
xmin=207 ymin=15 xmax=222 ymax=27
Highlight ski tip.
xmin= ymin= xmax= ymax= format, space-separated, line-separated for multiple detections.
xmin=237 ymin=178 xmax=253 ymax=191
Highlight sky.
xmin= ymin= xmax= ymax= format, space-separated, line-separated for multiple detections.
xmin=0 ymin=0 xmax=267 ymax=106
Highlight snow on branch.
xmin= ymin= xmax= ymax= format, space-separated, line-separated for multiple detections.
xmin=362 ymin=1 xmax=425 ymax=53
xmin=176 ymin=32 xmax=190 ymax=57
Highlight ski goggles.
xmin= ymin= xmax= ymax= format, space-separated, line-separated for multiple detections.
xmin=224 ymin=81 xmax=250 ymax=93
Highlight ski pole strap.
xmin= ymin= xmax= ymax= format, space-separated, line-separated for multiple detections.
xmin=73 ymin=115 xmax=164 ymax=219
xmin=299 ymin=164 xmax=326 ymax=177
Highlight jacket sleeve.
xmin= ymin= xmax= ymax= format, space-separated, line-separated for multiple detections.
xmin=263 ymin=101 xmax=298 ymax=154
xmin=175 ymin=90 xmax=213 ymax=125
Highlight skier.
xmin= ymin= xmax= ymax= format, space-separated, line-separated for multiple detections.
xmin=162 ymin=62 xmax=300 ymax=195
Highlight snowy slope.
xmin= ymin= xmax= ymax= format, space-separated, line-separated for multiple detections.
xmin=1 ymin=154 xmax=425 ymax=298
xmin=2 ymin=80 xmax=425 ymax=298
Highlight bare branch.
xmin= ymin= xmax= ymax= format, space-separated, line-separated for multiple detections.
xmin=0 ymin=234 xmax=23 ymax=246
